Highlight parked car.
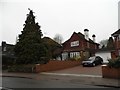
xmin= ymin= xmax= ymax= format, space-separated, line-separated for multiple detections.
xmin=82 ymin=56 xmax=103 ymax=67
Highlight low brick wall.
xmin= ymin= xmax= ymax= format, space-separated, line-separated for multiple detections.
xmin=102 ymin=65 xmax=120 ymax=79
xmin=35 ymin=60 xmax=81 ymax=73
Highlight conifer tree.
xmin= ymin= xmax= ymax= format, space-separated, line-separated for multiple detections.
xmin=14 ymin=9 xmax=48 ymax=64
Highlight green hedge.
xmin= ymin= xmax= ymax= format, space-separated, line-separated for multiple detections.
xmin=2 ymin=55 xmax=15 ymax=65
xmin=107 ymin=57 xmax=120 ymax=68
xmin=8 ymin=64 xmax=36 ymax=73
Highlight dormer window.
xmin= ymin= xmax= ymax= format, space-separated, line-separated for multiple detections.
xmin=71 ymin=40 xmax=79 ymax=47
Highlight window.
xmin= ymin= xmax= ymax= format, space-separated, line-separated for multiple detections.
xmin=70 ymin=52 xmax=80 ymax=58
xmin=3 ymin=47 xmax=6 ymax=51
xmin=70 ymin=53 xmax=74 ymax=58
xmin=62 ymin=52 xmax=68 ymax=60
xmin=71 ymin=41 xmax=79 ymax=47
xmin=76 ymin=52 xmax=80 ymax=57
xmin=119 ymin=34 xmax=120 ymax=40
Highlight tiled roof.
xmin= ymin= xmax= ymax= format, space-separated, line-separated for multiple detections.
xmin=111 ymin=29 xmax=120 ymax=36
xmin=62 ymin=32 xmax=99 ymax=45
xmin=95 ymin=48 xmax=115 ymax=52
xmin=77 ymin=32 xmax=85 ymax=39
xmin=77 ymin=32 xmax=99 ymax=45
xmin=42 ymin=37 xmax=62 ymax=47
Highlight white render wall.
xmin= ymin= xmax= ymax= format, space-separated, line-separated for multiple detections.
xmin=95 ymin=51 xmax=111 ymax=63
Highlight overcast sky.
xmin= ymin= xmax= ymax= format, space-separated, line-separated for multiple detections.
xmin=0 ymin=0 xmax=119 ymax=45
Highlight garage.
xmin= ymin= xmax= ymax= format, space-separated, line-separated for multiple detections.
xmin=95 ymin=50 xmax=111 ymax=63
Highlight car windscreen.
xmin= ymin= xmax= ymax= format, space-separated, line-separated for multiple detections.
xmin=88 ymin=57 xmax=95 ymax=61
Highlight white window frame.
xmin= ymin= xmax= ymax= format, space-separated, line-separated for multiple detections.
xmin=62 ymin=52 xmax=68 ymax=60
xmin=71 ymin=41 xmax=79 ymax=47
xmin=70 ymin=52 xmax=80 ymax=58
xmin=70 ymin=53 xmax=74 ymax=58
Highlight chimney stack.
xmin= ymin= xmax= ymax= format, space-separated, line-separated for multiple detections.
xmin=84 ymin=29 xmax=89 ymax=41
xmin=2 ymin=41 xmax=6 ymax=51
xmin=92 ymin=34 xmax=96 ymax=43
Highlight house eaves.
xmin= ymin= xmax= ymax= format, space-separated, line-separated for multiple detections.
xmin=111 ymin=29 xmax=120 ymax=37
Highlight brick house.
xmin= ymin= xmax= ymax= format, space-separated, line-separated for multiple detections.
xmin=62 ymin=29 xmax=99 ymax=60
xmin=2 ymin=41 xmax=15 ymax=56
xmin=42 ymin=37 xmax=62 ymax=60
xmin=2 ymin=41 xmax=15 ymax=65
xmin=111 ymin=29 xmax=120 ymax=58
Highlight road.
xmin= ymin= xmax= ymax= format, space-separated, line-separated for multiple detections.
xmin=2 ymin=75 xmax=110 ymax=89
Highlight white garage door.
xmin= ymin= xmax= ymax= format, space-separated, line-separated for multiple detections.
xmin=95 ymin=52 xmax=111 ymax=63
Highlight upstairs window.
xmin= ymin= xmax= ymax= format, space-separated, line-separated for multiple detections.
xmin=119 ymin=34 xmax=120 ymax=41
xmin=71 ymin=41 xmax=79 ymax=47
xmin=3 ymin=47 xmax=6 ymax=51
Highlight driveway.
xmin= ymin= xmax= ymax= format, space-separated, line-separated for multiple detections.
xmin=46 ymin=65 xmax=102 ymax=76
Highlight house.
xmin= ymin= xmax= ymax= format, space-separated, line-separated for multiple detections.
xmin=2 ymin=41 xmax=15 ymax=56
xmin=0 ymin=46 xmax=2 ymax=65
xmin=111 ymin=29 xmax=120 ymax=58
xmin=42 ymin=37 xmax=62 ymax=60
xmin=62 ymin=29 xmax=99 ymax=60
xmin=2 ymin=41 xmax=15 ymax=65
xmin=95 ymin=36 xmax=115 ymax=63
xmin=95 ymin=48 xmax=113 ymax=63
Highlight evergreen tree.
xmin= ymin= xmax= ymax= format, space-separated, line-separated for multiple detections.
xmin=14 ymin=9 xmax=48 ymax=64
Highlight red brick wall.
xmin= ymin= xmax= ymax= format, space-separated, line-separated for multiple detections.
xmin=111 ymin=51 xmax=119 ymax=59
xmin=102 ymin=65 xmax=120 ymax=79
xmin=114 ymin=37 xmax=120 ymax=49
xmin=117 ymin=41 xmax=120 ymax=49
xmin=35 ymin=60 xmax=81 ymax=73
xmin=63 ymin=33 xmax=85 ymax=51
xmin=89 ymin=43 xmax=95 ymax=49
xmin=63 ymin=32 xmax=99 ymax=52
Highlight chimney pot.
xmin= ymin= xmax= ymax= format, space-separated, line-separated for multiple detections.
xmin=84 ymin=29 xmax=89 ymax=32
xmin=92 ymin=34 xmax=96 ymax=37
xmin=84 ymin=29 xmax=89 ymax=41
xmin=92 ymin=34 xmax=96 ymax=42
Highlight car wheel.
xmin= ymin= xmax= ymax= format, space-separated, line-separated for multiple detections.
xmin=100 ymin=61 xmax=103 ymax=65
xmin=82 ymin=65 xmax=85 ymax=67
xmin=92 ymin=63 xmax=96 ymax=67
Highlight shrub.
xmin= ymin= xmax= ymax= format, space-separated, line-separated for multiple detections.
xmin=69 ymin=57 xmax=76 ymax=61
xmin=2 ymin=54 xmax=15 ymax=65
xmin=8 ymin=64 xmax=36 ymax=73
xmin=36 ymin=57 xmax=49 ymax=64
xmin=107 ymin=57 xmax=120 ymax=68
xmin=69 ymin=56 xmax=84 ymax=61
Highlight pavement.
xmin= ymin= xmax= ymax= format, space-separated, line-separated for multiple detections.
xmin=1 ymin=65 xmax=120 ymax=88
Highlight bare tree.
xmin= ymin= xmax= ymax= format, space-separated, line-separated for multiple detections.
xmin=53 ymin=34 xmax=63 ymax=44
xmin=99 ymin=39 xmax=108 ymax=48
xmin=107 ymin=37 xmax=115 ymax=48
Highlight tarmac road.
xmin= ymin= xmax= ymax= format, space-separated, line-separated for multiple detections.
xmin=2 ymin=76 xmax=110 ymax=89
xmin=1 ymin=65 xmax=120 ymax=89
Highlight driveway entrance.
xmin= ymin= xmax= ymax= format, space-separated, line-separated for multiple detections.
xmin=45 ymin=65 xmax=102 ymax=76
